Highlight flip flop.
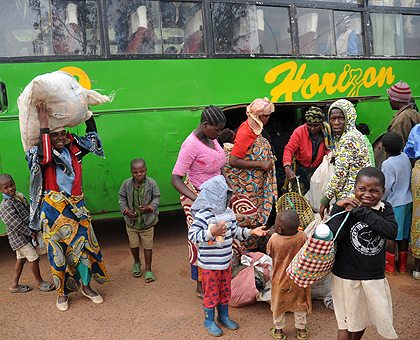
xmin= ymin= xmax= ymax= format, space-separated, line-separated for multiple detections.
xmin=132 ymin=262 xmax=142 ymax=277
xmin=10 ymin=285 xmax=32 ymax=293
xmin=297 ymin=327 xmax=309 ymax=340
xmin=37 ymin=282 xmax=55 ymax=292
xmin=145 ymin=271 xmax=155 ymax=283
xmin=268 ymin=326 xmax=286 ymax=340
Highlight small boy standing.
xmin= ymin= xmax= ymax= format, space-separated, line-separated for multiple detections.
xmin=188 ymin=175 xmax=268 ymax=337
xmin=327 ymin=167 xmax=398 ymax=339
xmin=0 ymin=174 xmax=54 ymax=293
xmin=118 ymin=158 xmax=160 ymax=282
xmin=267 ymin=210 xmax=311 ymax=340
xmin=381 ymin=131 xmax=413 ymax=275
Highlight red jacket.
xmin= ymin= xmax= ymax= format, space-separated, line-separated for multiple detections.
xmin=283 ymin=124 xmax=326 ymax=168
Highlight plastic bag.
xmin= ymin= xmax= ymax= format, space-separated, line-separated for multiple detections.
xmin=35 ymin=232 xmax=47 ymax=255
xmin=305 ymin=152 xmax=334 ymax=212
xmin=18 ymin=71 xmax=109 ymax=153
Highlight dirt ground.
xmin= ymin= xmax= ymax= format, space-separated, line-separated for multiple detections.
xmin=0 ymin=209 xmax=419 ymax=340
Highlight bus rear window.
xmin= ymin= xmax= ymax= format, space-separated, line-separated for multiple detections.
xmin=211 ymin=3 xmax=292 ymax=55
xmin=107 ymin=1 xmax=204 ymax=54
xmin=0 ymin=0 xmax=100 ymax=57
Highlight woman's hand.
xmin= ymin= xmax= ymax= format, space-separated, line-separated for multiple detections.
xmin=336 ymin=197 xmax=362 ymax=212
xmin=320 ymin=204 xmax=329 ymax=219
xmin=171 ymin=174 xmax=198 ymax=201
xmin=36 ymin=100 xmax=51 ymax=129
xmin=250 ymin=225 xmax=269 ymax=237
xmin=258 ymin=161 xmax=271 ymax=171
xmin=285 ymin=166 xmax=296 ymax=181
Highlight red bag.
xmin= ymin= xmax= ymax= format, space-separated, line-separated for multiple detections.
xmin=229 ymin=252 xmax=271 ymax=307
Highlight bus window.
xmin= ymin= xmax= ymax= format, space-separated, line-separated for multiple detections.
xmin=51 ymin=1 xmax=100 ymax=55
xmin=319 ymin=11 xmax=363 ymax=55
xmin=161 ymin=2 xmax=204 ymax=54
xmin=369 ymin=0 xmax=419 ymax=8
xmin=371 ymin=13 xmax=420 ymax=56
xmin=211 ymin=3 xmax=292 ymax=54
xmin=107 ymin=1 xmax=203 ymax=55
xmin=298 ymin=8 xmax=363 ymax=55
xmin=297 ymin=8 xmax=331 ymax=54
xmin=0 ymin=1 xmax=47 ymax=57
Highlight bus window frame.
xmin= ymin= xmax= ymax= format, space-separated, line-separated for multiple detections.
xmin=0 ymin=0 xmax=419 ymax=62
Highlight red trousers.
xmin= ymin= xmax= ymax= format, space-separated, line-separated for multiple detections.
xmin=202 ymin=265 xmax=231 ymax=309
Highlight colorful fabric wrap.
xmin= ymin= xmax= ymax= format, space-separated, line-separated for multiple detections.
xmin=26 ymin=131 xmax=104 ymax=231
xmin=411 ymin=160 xmax=420 ymax=259
xmin=286 ymin=211 xmax=349 ymax=288
xmin=40 ymin=191 xmax=109 ymax=296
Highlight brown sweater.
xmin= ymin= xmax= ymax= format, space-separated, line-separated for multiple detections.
xmin=267 ymin=231 xmax=312 ymax=317
xmin=387 ymin=104 xmax=420 ymax=145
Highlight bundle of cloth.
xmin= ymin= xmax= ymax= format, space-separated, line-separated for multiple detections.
xmin=18 ymin=71 xmax=109 ymax=152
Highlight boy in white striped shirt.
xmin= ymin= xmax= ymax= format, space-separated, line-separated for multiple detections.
xmin=188 ymin=175 xmax=268 ymax=336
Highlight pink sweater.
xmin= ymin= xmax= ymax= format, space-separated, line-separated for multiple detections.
xmin=172 ymin=131 xmax=226 ymax=189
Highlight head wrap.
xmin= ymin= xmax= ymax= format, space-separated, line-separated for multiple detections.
xmin=305 ymin=106 xmax=325 ymax=123
xmin=246 ymin=97 xmax=275 ymax=135
xmin=50 ymin=126 xmax=66 ymax=133
xmin=386 ymin=81 xmax=412 ymax=103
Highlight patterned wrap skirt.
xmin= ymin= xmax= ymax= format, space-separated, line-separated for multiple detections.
xmin=411 ymin=160 xmax=420 ymax=259
xmin=40 ymin=191 xmax=109 ymax=296
xmin=225 ymin=135 xmax=277 ymax=250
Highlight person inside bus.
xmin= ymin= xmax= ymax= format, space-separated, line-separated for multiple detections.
xmin=265 ymin=119 xmax=290 ymax=197
xmin=319 ymin=13 xmax=358 ymax=55
xmin=320 ymin=99 xmax=371 ymax=219
xmin=282 ymin=106 xmax=334 ymax=196
xmin=227 ymin=98 xmax=277 ymax=252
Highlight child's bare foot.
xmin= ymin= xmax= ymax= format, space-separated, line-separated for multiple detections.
xmin=268 ymin=327 xmax=285 ymax=340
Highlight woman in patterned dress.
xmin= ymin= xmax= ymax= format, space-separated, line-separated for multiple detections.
xmin=404 ymin=123 xmax=420 ymax=279
xmin=226 ymin=98 xmax=277 ymax=252
xmin=319 ymin=99 xmax=371 ymax=219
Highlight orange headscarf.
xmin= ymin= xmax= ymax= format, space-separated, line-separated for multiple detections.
xmin=246 ymin=97 xmax=275 ymax=135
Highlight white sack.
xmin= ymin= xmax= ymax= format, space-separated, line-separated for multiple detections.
xmin=304 ymin=151 xmax=334 ymax=212
xmin=18 ymin=71 xmax=109 ymax=153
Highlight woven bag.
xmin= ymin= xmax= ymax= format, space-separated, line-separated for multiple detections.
xmin=276 ymin=177 xmax=314 ymax=229
xmin=286 ymin=211 xmax=350 ymax=288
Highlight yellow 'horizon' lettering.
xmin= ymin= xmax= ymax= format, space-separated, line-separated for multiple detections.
xmin=265 ymin=61 xmax=395 ymax=102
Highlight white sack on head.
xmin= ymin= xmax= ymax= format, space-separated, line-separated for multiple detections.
xmin=18 ymin=71 xmax=109 ymax=153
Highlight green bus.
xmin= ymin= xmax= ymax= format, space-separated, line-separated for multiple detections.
xmin=0 ymin=0 xmax=419 ymax=235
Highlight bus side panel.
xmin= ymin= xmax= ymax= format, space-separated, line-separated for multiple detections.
xmin=80 ymin=109 xmax=199 ymax=216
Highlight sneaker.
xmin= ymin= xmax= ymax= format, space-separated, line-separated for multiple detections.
xmin=413 ymin=271 xmax=420 ymax=280
xmin=323 ymin=297 xmax=334 ymax=310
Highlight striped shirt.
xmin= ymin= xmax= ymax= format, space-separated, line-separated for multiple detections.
xmin=188 ymin=208 xmax=250 ymax=270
